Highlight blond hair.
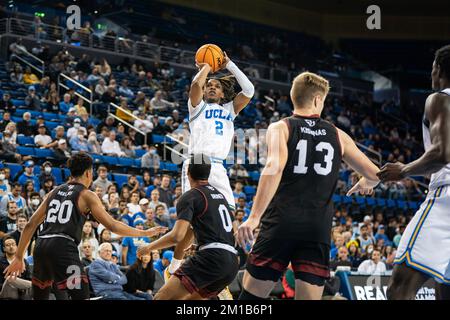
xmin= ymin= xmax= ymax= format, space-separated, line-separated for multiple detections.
xmin=291 ymin=72 xmax=330 ymax=108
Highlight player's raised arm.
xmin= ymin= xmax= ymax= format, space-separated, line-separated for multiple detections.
xmin=189 ymin=63 xmax=211 ymax=108
xmin=236 ymin=120 xmax=289 ymax=250
xmin=3 ymin=194 xmax=49 ymax=279
xmin=378 ymin=93 xmax=450 ymax=182
xmin=220 ymin=52 xmax=255 ymax=114
xmin=81 ymin=189 xmax=168 ymax=238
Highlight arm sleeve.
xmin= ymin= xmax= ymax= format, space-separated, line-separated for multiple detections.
xmin=226 ymin=61 xmax=254 ymax=98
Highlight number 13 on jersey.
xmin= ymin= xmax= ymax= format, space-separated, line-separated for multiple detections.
xmin=293 ymin=139 xmax=335 ymax=176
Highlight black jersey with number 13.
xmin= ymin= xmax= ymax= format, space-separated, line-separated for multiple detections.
xmin=260 ymin=115 xmax=342 ymax=244
xmin=176 ymin=184 xmax=235 ymax=247
xmin=39 ymin=182 xmax=87 ymax=245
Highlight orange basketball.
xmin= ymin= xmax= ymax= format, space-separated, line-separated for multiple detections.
xmin=195 ymin=44 xmax=224 ymax=73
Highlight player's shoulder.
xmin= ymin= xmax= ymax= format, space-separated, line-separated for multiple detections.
xmin=425 ymin=91 xmax=450 ymax=116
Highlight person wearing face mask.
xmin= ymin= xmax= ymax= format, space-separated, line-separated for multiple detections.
xmin=38 ymin=161 xmax=56 ymax=188
xmin=67 ymin=118 xmax=87 ymax=140
xmin=0 ymin=168 xmax=11 ymax=198
xmin=87 ymin=131 xmax=102 ymax=154
xmin=69 ymin=129 xmax=89 ymax=152
xmin=24 ymin=193 xmax=41 ymax=218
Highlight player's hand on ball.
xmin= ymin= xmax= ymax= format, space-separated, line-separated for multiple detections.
xmin=3 ymin=257 xmax=25 ymax=280
xmin=218 ymin=51 xmax=230 ymax=71
xmin=377 ymin=162 xmax=406 ymax=182
xmin=195 ymin=62 xmax=211 ymax=72
xmin=347 ymin=177 xmax=378 ymax=196
xmin=145 ymin=226 xmax=168 ymax=237
xmin=236 ymin=217 xmax=259 ymax=253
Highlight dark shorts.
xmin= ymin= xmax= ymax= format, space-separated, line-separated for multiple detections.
xmin=32 ymin=237 xmax=89 ymax=298
xmin=174 ymin=248 xmax=239 ymax=299
xmin=246 ymin=235 xmax=330 ymax=286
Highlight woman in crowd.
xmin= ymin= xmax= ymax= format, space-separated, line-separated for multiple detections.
xmin=120 ymin=136 xmax=136 ymax=158
xmin=78 ymin=221 xmax=99 ymax=259
xmin=124 ymin=252 xmax=155 ymax=300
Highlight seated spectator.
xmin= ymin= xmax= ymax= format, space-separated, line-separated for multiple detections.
xmin=17 ymin=112 xmax=34 ymax=136
xmin=357 ymin=249 xmax=387 ymax=275
xmin=0 ymin=236 xmax=32 ymax=300
xmin=0 ymin=131 xmax=22 ymax=163
xmin=80 ymin=240 xmax=95 ymax=267
xmin=79 ymin=221 xmax=99 ymax=259
xmin=74 ymin=97 xmax=88 ymax=116
xmin=118 ymin=79 xmax=135 ymax=99
xmin=0 ymin=183 xmax=26 ymax=216
xmin=116 ymin=98 xmax=135 ymax=123
xmin=86 ymin=67 xmax=101 ymax=85
xmin=0 ymin=168 xmax=11 ymax=198
xmin=101 ymin=85 xmax=118 ymax=104
xmin=331 ymin=234 xmax=345 ymax=259
xmin=38 ymin=161 xmax=55 ymax=191
xmin=23 ymin=66 xmax=40 ymax=84
xmin=357 ymin=225 xmax=376 ymax=253
xmin=233 ymin=181 xmax=246 ymax=203
xmin=236 ymin=197 xmax=250 ymax=218
xmin=92 ymin=165 xmax=112 ymax=197
xmin=150 ymin=90 xmax=176 ymax=111
xmin=374 ymin=225 xmax=391 ymax=246
xmin=162 ymin=117 xmax=175 ymax=134
xmin=10 ymin=65 xmax=24 ymax=84
xmin=127 ymin=192 xmax=142 ymax=215
xmin=59 ymin=93 xmax=73 ymax=114
xmin=88 ymin=243 xmax=145 ymax=300
xmin=53 ymin=139 xmax=71 ymax=162
xmin=69 ymin=129 xmax=89 ymax=152
xmin=87 ymin=131 xmax=102 ymax=154
xmin=39 ymin=177 xmax=54 ymax=198
xmin=153 ymin=250 xmax=173 ymax=276
xmin=43 ymin=126 xmax=65 ymax=149
xmin=79 ymin=111 xmax=91 ymax=128
xmin=95 ymin=78 xmax=107 ymax=98
xmin=24 ymin=86 xmax=41 ymax=110
xmin=44 ymin=90 xmax=60 ymax=113
xmin=8 ymin=214 xmax=28 ymax=245
xmin=17 ymin=161 xmax=40 ymax=191
xmin=154 ymin=204 xmax=170 ymax=228
xmin=120 ymin=136 xmax=136 ymax=158
xmin=65 ymin=107 xmax=77 ymax=127
xmin=101 ymin=131 xmax=125 ymax=157
xmin=123 ymin=252 xmax=154 ymax=300
xmin=0 ymin=92 xmax=16 ymax=114
xmin=0 ymin=201 xmax=19 ymax=237
xmin=144 ymin=208 xmax=157 ymax=230
xmin=141 ymin=146 xmax=160 ymax=171
xmin=23 ymin=192 xmax=41 ymax=218
xmin=67 ymin=118 xmax=87 ymax=140
xmin=34 ymin=124 xmax=52 ymax=148
xmin=121 ymin=218 xmax=150 ymax=266
xmin=0 ymin=112 xmax=11 ymax=132
xmin=330 ymin=246 xmax=353 ymax=270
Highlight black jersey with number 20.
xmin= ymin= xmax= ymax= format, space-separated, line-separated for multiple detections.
xmin=176 ymin=184 xmax=235 ymax=247
xmin=260 ymin=115 xmax=342 ymax=244
xmin=39 ymin=182 xmax=87 ymax=245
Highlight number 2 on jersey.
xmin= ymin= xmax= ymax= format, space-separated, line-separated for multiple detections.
xmin=215 ymin=121 xmax=223 ymax=136
xmin=293 ymin=140 xmax=334 ymax=176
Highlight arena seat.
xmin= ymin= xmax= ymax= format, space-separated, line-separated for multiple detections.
xmin=244 ymin=186 xmax=256 ymax=197
xmin=51 ymin=168 xmax=64 ymax=185
xmin=249 ymin=171 xmax=260 ymax=182
xmin=113 ymin=174 xmax=129 ymax=188
xmin=408 ymin=201 xmax=420 ymax=210
xmin=366 ymin=197 xmax=376 ymax=207
xmin=34 ymin=148 xmax=55 ymax=158
xmin=16 ymin=146 xmax=35 ymax=156
xmin=135 ymin=149 xmax=146 ymax=157
xmin=152 ymin=134 xmax=165 ymax=143
xmin=5 ymin=163 xmax=23 ymax=180
xmin=117 ymin=157 xmax=134 ymax=167
xmin=397 ymin=200 xmax=408 ymax=209
xmin=387 ymin=199 xmax=396 ymax=208
xmin=102 ymin=156 xmax=119 ymax=166
xmin=134 ymin=158 xmax=142 ymax=167
xmin=332 ymin=194 xmax=342 ymax=204
xmin=17 ymin=135 xmax=35 ymax=145
xmin=376 ymin=198 xmax=387 ymax=207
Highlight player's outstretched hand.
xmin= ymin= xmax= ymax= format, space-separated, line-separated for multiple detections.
xmin=236 ymin=217 xmax=259 ymax=253
xmin=144 ymin=226 xmax=168 ymax=238
xmin=376 ymin=162 xmax=406 ymax=182
xmin=3 ymin=257 xmax=25 ymax=280
xmin=347 ymin=177 xmax=378 ymax=196
xmin=137 ymin=245 xmax=151 ymax=257
xmin=218 ymin=51 xmax=230 ymax=71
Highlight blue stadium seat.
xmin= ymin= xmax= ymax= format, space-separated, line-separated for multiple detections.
xmin=17 ymin=135 xmax=35 ymax=145
xmin=136 ymin=149 xmax=146 ymax=158
xmin=342 ymin=196 xmax=353 ymax=204
xmin=332 ymin=194 xmax=341 ymax=204
xmin=164 ymin=162 xmax=178 ymax=172
xmin=135 ymin=158 xmax=142 ymax=167
xmin=51 ymin=168 xmax=63 ymax=185
xmin=5 ymin=163 xmax=23 ymax=180
xmin=249 ymin=171 xmax=260 ymax=182
xmin=355 ymin=196 xmax=366 ymax=206
xmin=34 ymin=148 xmax=55 ymax=158
xmin=136 ymin=175 xmax=143 ymax=185
xmin=117 ymin=157 xmax=134 ymax=167
xmin=16 ymin=146 xmax=35 ymax=156
xmin=42 ymin=112 xmax=59 ymax=121
xmin=11 ymin=99 xmax=24 ymax=107
xmin=63 ymin=168 xmax=71 ymax=180
xmin=102 ymin=156 xmax=119 ymax=166
xmin=387 ymin=199 xmax=396 ymax=208
xmin=152 ymin=135 xmax=165 ymax=143
xmin=397 ymin=200 xmax=408 ymax=209
xmin=366 ymin=197 xmax=376 ymax=207
xmin=408 ymin=201 xmax=420 ymax=210
xmin=113 ymin=174 xmax=129 ymax=188
xmin=46 ymin=122 xmax=59 ymax=130
xmin=376 ymin=198 xmax=386 ymax=207
xmin=244 ymin=186 xmax=256 ymax=197
xmin=91 ymin=154 xmax=103 ymax=164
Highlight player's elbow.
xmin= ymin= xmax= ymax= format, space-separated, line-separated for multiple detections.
xmin=172 ymin=231 xmax=184 ymax=244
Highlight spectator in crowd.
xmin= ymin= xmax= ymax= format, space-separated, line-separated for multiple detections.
xmin=0 ymin=236 xmax=32 ymax=300
xmin=357 ymin=249 xmax=387 ymax=275
xmin=116 ymin=98 xmax=135 ymax=123
xmin=78 ymin=221 xmax=99 ymax=259
xmin=43 ymin=126 xmax=65 ymax=149
xmin=92 ymin=165 xmax=113 ymax=197
xmin=87 ymin=131 xmax=102 ymax=154
xmin=0 ymin=183 xmax=26 ymax=216
xmin=144 ymin=208 xmax=157 ymax=230
xmin=126 ymin=192 xmax=142 ymax=215
xmin=38 ymin=161 xmax=55 ymax=188
xmin=331 ymin=234 xmax=345 ymax=259
xmin=120 ymin=136 xmax=136 ymax=158
xmin=0 ymin=201 xmax=19 ymax=237
xmin=24 ymin=86 xmax=41 ymax=110
xmin=7 ymin=214 xmax=27 ymax=247
xmin=234 ymin=209 xmax=245 ymax=227
xmin=123 ymin=251 xmax=155 ymax=300
xmin=154 ymin=204 xmax=170 ymax=228
xmin=81 ymin=240 xmax=95 ymax=268
xmin=153 ymin=250 xmax=173 ymax=276
xmin=53 ymin=139 xmax=71 ymax=162
xmin=121 ymin=218 xmax=151 ymax=266
xmin=17 ymin=161 xmax=40 ymax=191
xmin=10 ymin=65 xmax=24 ymax=84
xmin=67 ymin=118 xmax=87 ymax=140
xmin=59 ymin=93 xmax=73 ymax=114
xmin=148 ymin=189 xmax=168 ymax=214
xmin=141 ymin=146 xmax=161 ymax=171
xmin=34 ymin=124 xmax=52 ymax=148
xmin=23 ymin=66 xmax=40 ymax=84
xmin=17 ymin=112 xmax=34 ymax=136
xmin=233 ymin=181 xmax=246 ymax=203
xmin=70 ymin=129 xmax=89 ymax=152
xmin=0 ymin=113 xmax=11 ymax=132
xmin=0 ymin=93 xmax=15 ymax=116
xmin=0 ymin=168 xmax=11 ymax=198
xmin=330 ymin=246 xmax=353 ymax=270
xmin=88 ymin=243 xmax=145 ymax=300
xmin=375 ymin=225 xmax=391 ymax=246
xmin=101 ymin=131 xmax=125 ymax=157
xmin=150 ymin=90 xmax=176 ymax=111
xmin=118 ymin=79 xmax=135 ymax=99
xmin=95 ymin=78 xmax=107 ymax=98
xmin=39 ymin=178 xmax=54 ymax=198
xmin=74 ymin=97 xmax=88 ymax=116
xmin=157 ymin=175 xmax=173 ymax=207
xmin=357 ymin=224 xmax=376 ymax=253
xmin=236 ymin=197 xmax=250 ymax=218
xmin=23 ymin=192 xmax=41 ymax=218
xmin=0 ymin=131 xmax=22 ymax=163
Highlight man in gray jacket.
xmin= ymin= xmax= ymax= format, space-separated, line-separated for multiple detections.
xmin=88 ymin=243 xmax=146 ymax=300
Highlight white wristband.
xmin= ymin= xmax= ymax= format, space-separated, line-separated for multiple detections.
xmin=168 ymin=258 xmax=183 ymax=274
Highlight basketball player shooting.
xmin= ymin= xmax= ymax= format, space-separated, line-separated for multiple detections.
xmin=3 ymin=153 xmax=167 ymax=300
xmin=167 ymin=49 xmax=254 ymax=282
xmin=377 ymin=44 xmax=450 ymax=300
xmin=236 ymin=72 xmax=380 ymax=300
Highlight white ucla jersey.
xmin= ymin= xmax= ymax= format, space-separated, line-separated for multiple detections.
xmin=188 ymin=99 xmax=236 ymax=160
xmin=423 ymin=88 xmax=450 ymax=190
